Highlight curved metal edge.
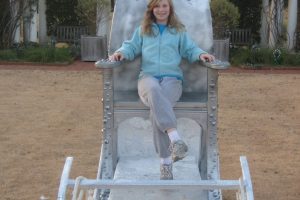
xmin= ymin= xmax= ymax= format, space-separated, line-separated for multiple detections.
xmin=95 ymin=60 xmax=123 ymax=69
xmin=57 ymin=157 xmax=73 ymax=200
xmin=93 ymin=143 xmax=106 ymax=200
xmin=240 ymin=156 xmax=254 ymax=200
xmin=201 ymin=60 xmax=230 ymax=70
xmin=95 ymin=59 xmax=229 ymax=69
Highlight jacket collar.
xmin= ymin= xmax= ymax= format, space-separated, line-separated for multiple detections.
xmin=151 ymin=23 xmax=175 ymax=35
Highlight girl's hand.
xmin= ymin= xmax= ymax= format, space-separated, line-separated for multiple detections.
xmin=199 ymin=53 xmax=215 ymax=63
xmin=109 ymin=52 xmax=124 ymax=61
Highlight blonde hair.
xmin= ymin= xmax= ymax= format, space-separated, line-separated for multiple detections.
xmin=141 ymin=0 xmax=185 ymax=35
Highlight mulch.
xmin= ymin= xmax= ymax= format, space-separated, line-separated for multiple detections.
xmin=0 ymin=60 xmax=299 ymax=74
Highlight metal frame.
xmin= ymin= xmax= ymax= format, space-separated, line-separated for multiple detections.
xmin=56 ymin=0 xmax=255 ymax=199
xmin=56 ymin=58 xmax=255 ymax=200
xmin=92 ymin=58 xmax=230 ymax=199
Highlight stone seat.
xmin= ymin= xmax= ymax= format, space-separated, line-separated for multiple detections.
xmin=114 ymin=91 xmax=208 ymax=110
xmin=108 ymin=117 xmax=205 ymax=200
xmin=108 ymin=157 xmax=206 ymax=200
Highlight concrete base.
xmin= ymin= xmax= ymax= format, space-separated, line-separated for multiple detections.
xmin=109 ymin=156 xmax=206 ymax=200
xmin=108 ymin=117 xmax=207 ymax=200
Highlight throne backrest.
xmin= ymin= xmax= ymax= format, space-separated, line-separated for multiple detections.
xmin=110 ymin=0 xmax=213 ymax=93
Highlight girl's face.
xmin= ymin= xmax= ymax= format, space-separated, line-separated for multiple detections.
xmin=152 ymin=0 xmax=170 ymax=24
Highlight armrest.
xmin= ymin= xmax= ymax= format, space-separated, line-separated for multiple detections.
xmin=201 ymin=60 xmax=230 ymax=70
xmin=95 ymin=59 xmax=123 ymax=69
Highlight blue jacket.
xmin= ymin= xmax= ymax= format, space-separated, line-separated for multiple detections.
xmin=117 ymin=24 xmax=207 ymax=79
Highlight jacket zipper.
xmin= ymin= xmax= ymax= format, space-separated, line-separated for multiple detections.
xmin=158 ymin=30 xmax=162 ymax=77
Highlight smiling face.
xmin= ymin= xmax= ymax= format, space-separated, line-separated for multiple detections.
xmin=152 ymin=0 xmax=170 ymax=24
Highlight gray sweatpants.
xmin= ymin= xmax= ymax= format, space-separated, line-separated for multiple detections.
xmin=138 ymin=76 xmax=182 ymax=158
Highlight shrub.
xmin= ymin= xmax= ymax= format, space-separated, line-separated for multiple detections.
xmin=54 ymin=48 xmax=74 ymax=63
xmin=0 ymin=49 xmax=18 ymax=61
xmin=230 ymin=47 xmax=300 ymax=67
xmin=0 ymin=45 xmax=73 ymax=63
xmin=281 ymin=51 xmax=300 ymax=66
xmin=211 ymin=0 xmax=240 ymax=30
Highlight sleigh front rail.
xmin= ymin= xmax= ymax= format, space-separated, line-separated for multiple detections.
xmin=57 ymin=156 xmax=253 ymax=200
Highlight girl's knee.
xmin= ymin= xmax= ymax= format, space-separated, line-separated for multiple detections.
xmin=138 ymin=76 xmax=160 ymax=93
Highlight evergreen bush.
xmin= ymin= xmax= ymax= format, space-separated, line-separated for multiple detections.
xmin=211 ymin=0 xmax=240 ymax=29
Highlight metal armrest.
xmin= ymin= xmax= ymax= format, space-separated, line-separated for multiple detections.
xmin=201 ymin=59 xmax=230 ymax=70
xmin=95 ymin=59 xmax=230 ymax=70
xmin=95 ymin=59 xmax=123 ymax=68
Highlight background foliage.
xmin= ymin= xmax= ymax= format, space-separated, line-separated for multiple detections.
xmin=230 ymin=47 xmax=300 ymax=67
xmin=75 ymin=0 xmax=110 ymax=35
xmin=0 ymin=0 xmax=11 ymax=49
xmin=46 ymin=0 xmax=85 ymax=35
xmin=46 ymin=0 xmax=110 ymax=36
xmin=229 ymin=0 xmax=262 ymax=43
xmin=211 ymin=0 xmax=240 ymax=39
xmin=211 ymin=0 xmax=240 ymax=29
xmin=0 ymin=45 xmax=73 ymax=63
xmin=0 ymin=0 xmax=38 ymax=49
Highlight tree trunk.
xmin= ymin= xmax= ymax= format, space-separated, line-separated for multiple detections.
xmin=266 ymin=0 xmax=284 ymax=48
xmin=287 ymin=0 xmax=298 ymax=50
xmin=38 ymin=0 xmax=48 ymax=44
xmin=296 ymin=0 xmax=300 ymax=50
xmin=96 ymin=2 xmax=111 ymax=37
xmin=268 ymin=0 xmax=276 ymax=48
xmin=260 ymin=0 xmax=269 ymax=47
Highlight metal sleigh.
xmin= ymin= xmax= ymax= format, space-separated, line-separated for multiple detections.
xmin=57 ymin=0 xmax=254 ymax=199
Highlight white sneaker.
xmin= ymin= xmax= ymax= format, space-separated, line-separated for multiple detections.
xmin=160 ymin=163 xmax=173 ymax=180
xmin=170 ymin=140 xmax=188 ymax=162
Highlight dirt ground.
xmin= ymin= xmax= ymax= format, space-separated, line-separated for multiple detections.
xmin=0 ymin=63 xmax=299 ymax=200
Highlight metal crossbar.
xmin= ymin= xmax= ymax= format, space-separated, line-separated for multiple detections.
xmin=57 ymin=156 xmax=254 ymax=200
xmin=66 ymin=179 xmax=241 ymax=190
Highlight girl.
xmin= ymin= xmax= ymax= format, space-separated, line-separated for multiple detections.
xmin=109 ymin=0 xmax=215 ymax=180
